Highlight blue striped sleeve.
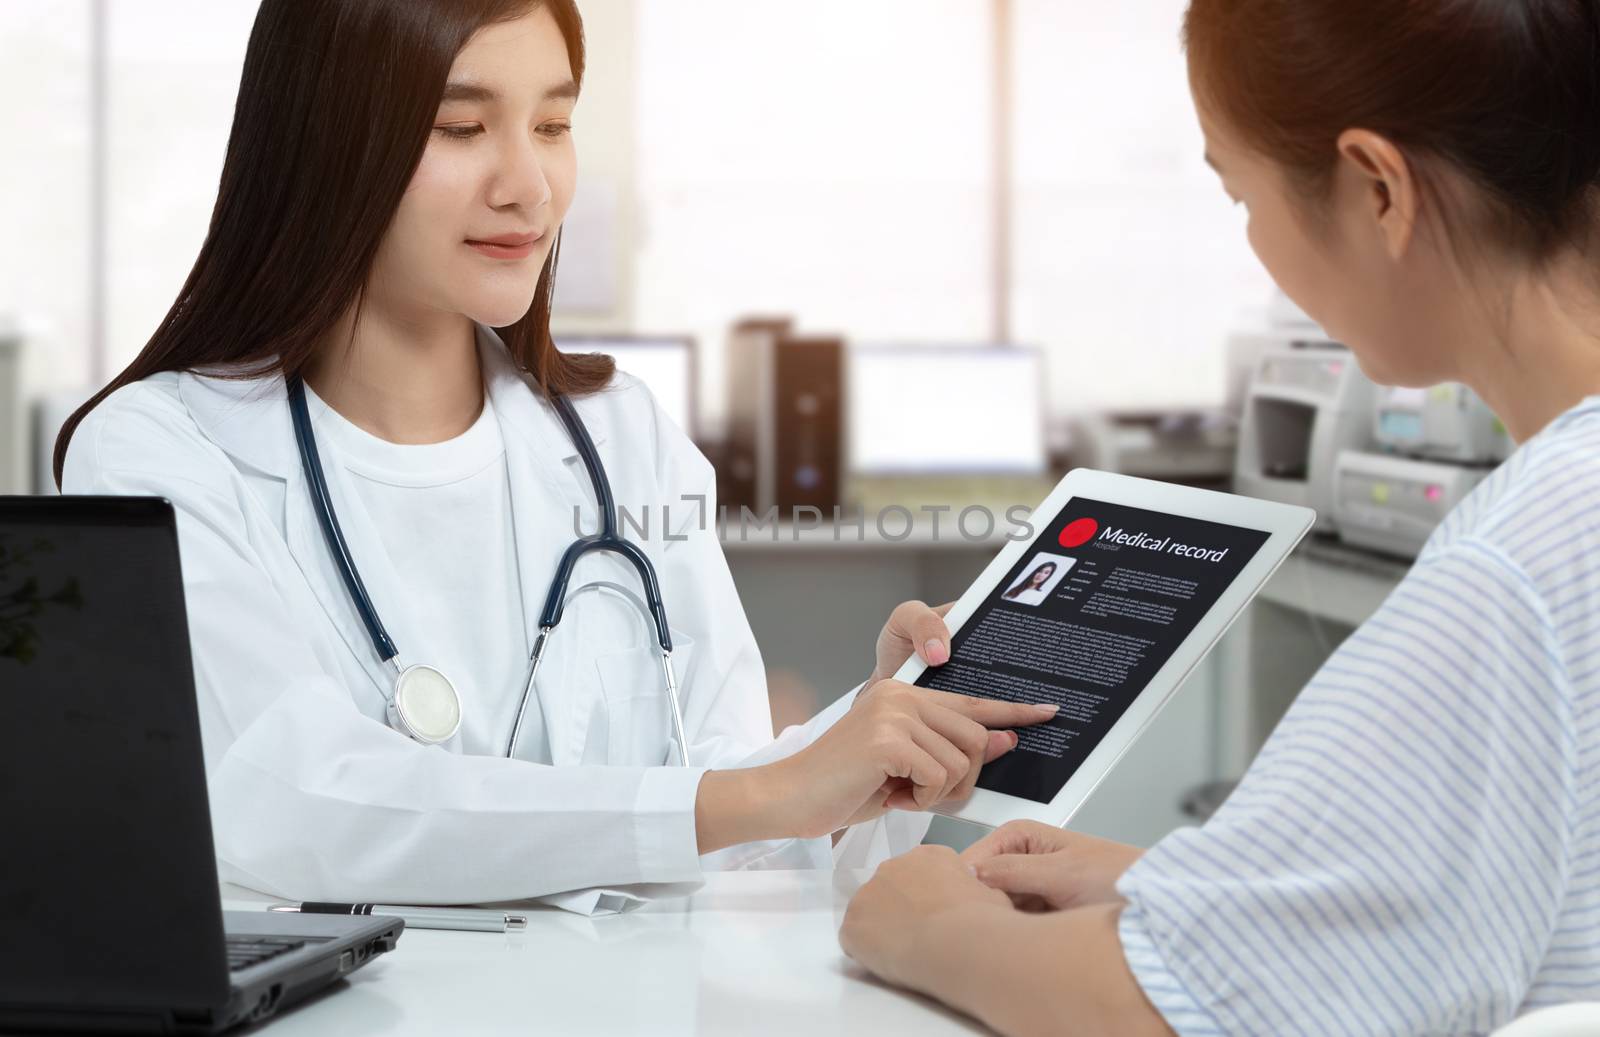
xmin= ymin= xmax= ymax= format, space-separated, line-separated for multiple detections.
xmin=1116 ymin=537 xmax=1575 ymax=1036
xmin=1120 ymin=901 xmax=1225 ymax=1035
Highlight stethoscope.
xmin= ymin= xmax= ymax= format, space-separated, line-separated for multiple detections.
xmin=286 ymin=374 xmax=691 ymax=767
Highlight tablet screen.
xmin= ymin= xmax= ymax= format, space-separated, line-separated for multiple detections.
xmin=915 ymin=497 xmax=1271 ymax=803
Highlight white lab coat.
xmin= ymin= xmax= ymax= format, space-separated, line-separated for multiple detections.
xmin=63 ymin=323 xmax=928 ymax=910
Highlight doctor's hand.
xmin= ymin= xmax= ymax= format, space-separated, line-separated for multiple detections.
xmin=866 ymin=599 xmax=956 ymax=686
xmin=772 ymin=680 xmax=1060 ymax=838
xmin=960 ymin=820 xmax=1143 ymax=912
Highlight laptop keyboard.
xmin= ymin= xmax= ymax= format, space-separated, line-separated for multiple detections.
xmin=226 ymin=935 xmax=318 ymax=972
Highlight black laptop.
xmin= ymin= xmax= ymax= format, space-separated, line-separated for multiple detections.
xmin=0 ymin=496 xmax=402 ymax=1034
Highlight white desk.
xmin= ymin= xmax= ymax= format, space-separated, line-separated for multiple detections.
xmin=223 ymin=870 xmax=985 ymax=1036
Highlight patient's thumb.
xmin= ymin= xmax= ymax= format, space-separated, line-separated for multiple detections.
xmin=972 ymin=852 xmax=1052 ymax=895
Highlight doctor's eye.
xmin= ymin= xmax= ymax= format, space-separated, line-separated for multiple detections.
xmin=537 ymin=121 xmax=572 ymax=139
xmin=434 ymin=124 xmax=484 ymax=141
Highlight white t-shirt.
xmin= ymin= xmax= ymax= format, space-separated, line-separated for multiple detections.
xmin=304 ymin=383 xmax=546 ymax=760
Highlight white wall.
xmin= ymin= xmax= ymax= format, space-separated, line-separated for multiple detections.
xmin=0 ymin=0 xmax=639 ymax=409
xmin=104 ymin=0 xmax=257 ymax=375
xmin=549 ymin=0 xmax=638 ymax=331
xmin=1 ymin=0 xmax=1275 ymax=426
xmin=0 ymin=4 xmax=94 ymax=397
xmin=633 ymin=0 xmax=997 ymax=438
xmin=1010 ymin=0 xmax=1275 ymax=414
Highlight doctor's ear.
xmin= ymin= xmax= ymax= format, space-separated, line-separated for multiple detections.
xmin=1335 ymin=129 xmax=1419 ymax=261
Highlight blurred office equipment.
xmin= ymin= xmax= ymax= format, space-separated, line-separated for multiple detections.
xmin=848 ymin=343 xmax=1045 ymax=474
xmin=846 ymin=342 xmax=1055 ymax=514
xmin=721 ymin=319 xmax=846 ymax=515
xmin=1074 ymin=409 xmax=1235 ymax=488
xmin=1223 ymin=293 xmax=1317 ymax=419
xmin=1331 ymin=384 xmax=1507 ymax=559
xmin=1233 ymin=336 xmax=1377 ymax=532
xmin=1333 ymin=453 xmax=1486 ymax=558
xmin=773 ymin=333 xmax=846 ymax=514
xmin=719 ymin=317 xmax=791 ymax=513
xmin=556 ymin=334 xmax=697 ymax=438
xmin=1370 ymin=383 xmax=1511 ymax=464
xmin=0 ymin=319 xmax=22 ymax=494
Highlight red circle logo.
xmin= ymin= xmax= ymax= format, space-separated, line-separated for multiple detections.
xmin=1058 ymin=517 xmax=1098 ymax=549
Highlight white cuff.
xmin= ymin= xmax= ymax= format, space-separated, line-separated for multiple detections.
xmin=634 ymin=764 xmax=712 ymax=884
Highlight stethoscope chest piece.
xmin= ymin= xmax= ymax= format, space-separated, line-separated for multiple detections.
xmin=387 ymin=664 xmax=462 ymax=745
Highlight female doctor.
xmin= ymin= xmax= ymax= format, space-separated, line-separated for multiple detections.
xmin=56 ymin=0 xmax=1056 ymax=909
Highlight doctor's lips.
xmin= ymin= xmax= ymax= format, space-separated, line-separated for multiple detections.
xmin=466 ymin=230 xmax=545 ymax=260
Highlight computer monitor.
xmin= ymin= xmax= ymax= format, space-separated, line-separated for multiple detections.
xmin=555 ymin=335 xmax=697 ymax=437
xmin=848 ymin=343 xmax=1048 ymax=475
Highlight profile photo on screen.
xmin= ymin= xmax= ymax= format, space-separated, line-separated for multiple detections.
xmin=999 ymin=552 xmax=1076 ymax=607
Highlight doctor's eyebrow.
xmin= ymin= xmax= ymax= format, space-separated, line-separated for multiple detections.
xmin=440 ymin=79 xmax=580 ymax=104
xmin=1203 ymin=150 xmax=1224 ymax=173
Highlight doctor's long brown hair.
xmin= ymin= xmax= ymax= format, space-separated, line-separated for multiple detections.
xmin=52 ymin=0 xmax=608 ymax=487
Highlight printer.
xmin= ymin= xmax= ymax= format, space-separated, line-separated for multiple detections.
xmin=1370 ymin=384 xmax=1510 ymax=464
xmin=1076 ymin=410 xmax=1236 ymax=488
xmin=1233 ymin=335 xmax=1377 ymax=532
xmin=1333 ymin=384 xmax=1508 ymax=558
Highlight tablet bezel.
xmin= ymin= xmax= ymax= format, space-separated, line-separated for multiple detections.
xmin=893 ymin=468 xmax=1314 ymax=830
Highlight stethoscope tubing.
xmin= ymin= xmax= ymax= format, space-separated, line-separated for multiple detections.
xmin=286 ymin=372 xmax=687 ymax=765
xmin=288 ymin=376 xmax=400 ymax=662
xmin=544 ymin=394 xmax=674 ymax=653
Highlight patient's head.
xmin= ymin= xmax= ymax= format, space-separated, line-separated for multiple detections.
xmin=1184 ymin=0 xmax=1600 ymax=393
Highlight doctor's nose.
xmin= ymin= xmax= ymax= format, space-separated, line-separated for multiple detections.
xmin=487 ymin=133 xmax=554 ymax=212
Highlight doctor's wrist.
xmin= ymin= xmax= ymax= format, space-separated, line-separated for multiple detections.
xmin=693 ymin=765 xmax=790 ymax=855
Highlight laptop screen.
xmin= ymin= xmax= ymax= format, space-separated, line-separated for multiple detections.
xmin=0 ymin=497 xmax=229 ymax=1010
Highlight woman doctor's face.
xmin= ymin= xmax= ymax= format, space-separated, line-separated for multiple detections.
xmin=367 ymin=6 xmax=578 ymax=328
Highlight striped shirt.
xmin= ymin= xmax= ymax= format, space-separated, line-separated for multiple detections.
xmin=1117 ymin=395 xmax=1600 ymax=1036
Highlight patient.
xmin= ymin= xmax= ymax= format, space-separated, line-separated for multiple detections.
xmin=840 ymin=0 xmax=1600 ymax=1033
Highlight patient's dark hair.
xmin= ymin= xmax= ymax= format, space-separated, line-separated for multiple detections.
xmin=53 ymin=0 xmax=607 ymax=487
xmin=1184 ymin=0 xmax=1600 ymax=260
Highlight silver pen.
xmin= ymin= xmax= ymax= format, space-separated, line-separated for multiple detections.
xmin=268 ymin=901 xmax=528 ymax=933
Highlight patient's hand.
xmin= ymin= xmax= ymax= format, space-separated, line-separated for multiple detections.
xmin=839 ymin=845 xmax=1013 ymax=991
xmin=864 ymin=599 xmax=957 ymax=688
xmin=960 ymin=820 xmax=1143 ymax=912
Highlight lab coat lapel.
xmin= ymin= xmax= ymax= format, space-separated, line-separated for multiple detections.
xmin=282 ymin=397 xmax=462 ymax=714
xmin=176 ymin=365 xmax=397 ymax=706
xmin=178 ymin=360 xmax=444 ymax=707
xmin=481 ymin=326 xmax=610 ymax=766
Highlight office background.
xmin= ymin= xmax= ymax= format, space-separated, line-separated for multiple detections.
xmin=1 ymin=1 xmax=1326 ymax=850
xmin=0 ymin=0 xmax=1271 ymax=417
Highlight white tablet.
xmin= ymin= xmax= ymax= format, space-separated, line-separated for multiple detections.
xmin=896 ymin=468 xmax=1314 ymax=829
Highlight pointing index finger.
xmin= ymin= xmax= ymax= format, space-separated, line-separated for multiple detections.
xmin=920 ymin=689 xmax=1060 ymax=728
